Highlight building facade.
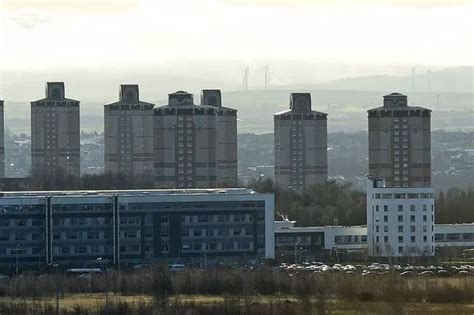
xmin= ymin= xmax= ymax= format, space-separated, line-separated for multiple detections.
xmin=274 ymin=93 xmax=328 ymax=192
xmin=0 ymin=189 xmax=274 ymax=268
xmin=154 ymin=91 xmax=217 ymax=189
xmin=104 ymin=85 xmax=154 ymax=177
xmin=0 ymin=100 xmax=4 ymax=178
xmin=30 ymin=82 xmax=80 ymax=178
xmin=201 ymin=90 xmax=238 ymax=186
xmin=274 ymin=220 xmax=474 ymax=262
xmin=368 ymin=93 xmax=431 ymax=188
xmin=275 ymin=220 xmax=367 ymax=262
xmin=367 ymin=176 xmax=435 ymax=258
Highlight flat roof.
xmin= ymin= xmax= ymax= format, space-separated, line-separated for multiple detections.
xmin=0 ymin=188 xmax=263 ymax=198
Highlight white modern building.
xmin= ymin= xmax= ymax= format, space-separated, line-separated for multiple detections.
xmin=367 ymin=176 xmax=435 ymax=258
xmin=274 ymin=220 xmax=367 ymax=261
xmin=274 ymin=220 xmax=473 ymax=262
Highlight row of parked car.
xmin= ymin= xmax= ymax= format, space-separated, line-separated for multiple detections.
xmin=277 ymin=262 xmax=474 ymax=277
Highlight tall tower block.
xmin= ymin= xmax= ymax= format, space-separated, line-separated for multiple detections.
xmin=201 ymin=90 xmax=238 ymax=186
xmin=0 ymin=100 xmax=4 ymax=178
xmin=154 ymin=91 xmax=217 ymax=189
xmin=274 ymin=93 xmax=328 ymax=191
xmin=31 ymin=82 xmax=80 ymax=178
xmin=104 ymin=85 xmax=154 ymax=177
xmin=368 ymin=93 xmax=431 ymax=188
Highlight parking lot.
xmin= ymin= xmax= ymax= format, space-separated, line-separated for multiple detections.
xmin=277 ymin=262 xmax=474 ymax=277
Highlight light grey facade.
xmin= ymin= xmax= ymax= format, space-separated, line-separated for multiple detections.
xmin=275 ymin=220 xmax=473 ymax=262
xmin=366 ymin=176 xmax=435 ymax=258
xmin=0 ymin=188 xmax=274 ymax=268
xmin=154 ymin=91 xmax=217 ymax=189
xmin=201 ymin=90 xmax=238 ymax=186
xmin=368 ymin=93 xmax=431 ymax=188
xmin=274 ymin=93 xmax=328 ymax=192
xmin=30 ymin=82 xmax=80 ymax=178
xmin=104 ymin=85 xmax=154 ymax=177
xmin=0 ymin=100 xmax=4 ymax=178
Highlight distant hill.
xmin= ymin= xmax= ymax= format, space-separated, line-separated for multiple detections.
xmin=308 ymin=66 xmax=473 ymax=94
xmin=2 ymin=66 xmax=472 ymax=133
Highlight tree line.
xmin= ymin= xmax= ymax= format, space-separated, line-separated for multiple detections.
xmin=1 ymin=171 xmax=472 ymax=225
xmin=436 ymin=186 xmax=474 ymax=224
xmin=249 ymin=178 xmax=474 ymax=226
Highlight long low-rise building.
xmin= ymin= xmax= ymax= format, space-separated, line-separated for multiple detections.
xmin=434 ymin=223 xmax=474 ymax=249
xmin=0 ymin=189 xmax=274 ymax=269
xmin=275 ymin=220 xmax=474 ymax=262
xmin=1 ymin=187 xmax=471 ymax=270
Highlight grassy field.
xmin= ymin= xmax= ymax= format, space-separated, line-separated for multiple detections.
xmin=0 ymin=268 xmax=473 ymax=314
xmin=1 ymin=293 xmax=474 ymax=314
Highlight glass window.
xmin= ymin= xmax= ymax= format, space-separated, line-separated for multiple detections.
xmin=447 ymin=233 xmax=459 ymax=240
xmin=462 ymin=233 xmax=473 ymax=240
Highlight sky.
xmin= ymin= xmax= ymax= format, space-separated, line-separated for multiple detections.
xmin=0 ymin=0 xmax=473 ymax=73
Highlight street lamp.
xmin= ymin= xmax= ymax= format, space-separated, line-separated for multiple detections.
xmin=96 ymin=258 xmax=109 ymax=315
xmin=294 ymin=243 xmax=298 ymax=264
xmin=14 ymin=245 xmax=22 ymax=277
xmin=202 ymin=243 xmax=207 ymax=269
xmin=49 ymin=263 xmax=60 ymax=315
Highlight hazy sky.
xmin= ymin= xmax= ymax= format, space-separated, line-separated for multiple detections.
xmin=0 ymin=0 xmax=473 ymax=72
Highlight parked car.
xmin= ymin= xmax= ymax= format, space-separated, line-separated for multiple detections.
xmin=0 ymin=274 xmax=10 ymax=280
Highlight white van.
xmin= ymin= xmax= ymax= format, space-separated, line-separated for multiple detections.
xmin=168 ymin=264 xmax=185 ymax=272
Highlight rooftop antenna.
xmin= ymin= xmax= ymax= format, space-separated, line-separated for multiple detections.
xmin=411 ymin=66 xmax=416 ymax=105
xmin=264 ymin=65 xmax=269 ymax=89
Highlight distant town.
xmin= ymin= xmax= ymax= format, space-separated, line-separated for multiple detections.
xmin=0 ymin=82 xmax=472 ymax=271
